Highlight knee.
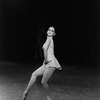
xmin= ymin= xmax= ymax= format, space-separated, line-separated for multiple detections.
xmin=41 ymin=80 xmax=47 ymax=86
xmin=31 ymin=72 xmax=36 ymax=78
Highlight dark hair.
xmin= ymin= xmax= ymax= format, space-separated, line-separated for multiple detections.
xmin=46 ymin=25 xmax=57 ymax=33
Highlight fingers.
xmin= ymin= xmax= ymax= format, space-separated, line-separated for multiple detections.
xmin=44 ymin=60 xmax=51 ymax=65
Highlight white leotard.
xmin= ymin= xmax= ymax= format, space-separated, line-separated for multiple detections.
xmin=42 ymin=36 xmax=62 ymax=70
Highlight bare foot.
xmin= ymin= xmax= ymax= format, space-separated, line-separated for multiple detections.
xmin=22 ymin=91 xmax=28 ymax=100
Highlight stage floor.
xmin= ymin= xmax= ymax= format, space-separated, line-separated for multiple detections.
xmin=0 ymin=61 xmax=100 ymax=100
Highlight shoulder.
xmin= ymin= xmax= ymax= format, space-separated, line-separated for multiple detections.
xmin=44 ymin=37 xmax=51 ymax=44
xmin=46 ymin=37 xmax=51 ymax=42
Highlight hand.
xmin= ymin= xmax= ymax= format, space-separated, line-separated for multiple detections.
xmin=44 ymin=60 xmax=51 ymax=65
xmin=44 ymin=60 xmax=49 ymax=64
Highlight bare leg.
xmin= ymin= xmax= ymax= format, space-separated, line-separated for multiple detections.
xmin=22 ymin=65 xmax=45 ymax=100
xmin=41 ymin=67 xmax=56 ymax=100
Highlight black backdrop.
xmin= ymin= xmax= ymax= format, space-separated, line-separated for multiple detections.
xmin=0 ymin=0 xmax=99 ymax=66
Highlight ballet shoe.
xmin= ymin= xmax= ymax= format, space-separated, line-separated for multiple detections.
xmin=47 ymin=96 xmax=52 ymax=100
xmin=22 ymin=91 xmax=28 ymax=100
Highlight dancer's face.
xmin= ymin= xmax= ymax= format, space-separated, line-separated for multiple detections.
xmin=47 ymin=27 xmax=55 ymax=37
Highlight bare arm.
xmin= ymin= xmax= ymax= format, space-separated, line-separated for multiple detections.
xmin=43 ymin=39 xmax=51 ymax=64
xmin=43 ymin=49 xmax=48 ymax=64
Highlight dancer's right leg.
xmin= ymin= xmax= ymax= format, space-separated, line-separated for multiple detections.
xmin=22 ymin=64 xmax=45 ymax=100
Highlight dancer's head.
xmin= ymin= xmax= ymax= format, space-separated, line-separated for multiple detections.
xmin=47 ymin=26 xmax=56 ymax=37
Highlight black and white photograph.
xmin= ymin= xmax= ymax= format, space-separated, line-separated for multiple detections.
xmin=0 ymin=0 xmax=100 ymax=100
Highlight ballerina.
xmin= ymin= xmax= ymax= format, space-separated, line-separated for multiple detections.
xmin=22 ymin=26 xmax=62 ymax=100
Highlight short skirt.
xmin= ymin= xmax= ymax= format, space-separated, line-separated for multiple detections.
xmin=43 ymin=55 xmax=62 ymax=70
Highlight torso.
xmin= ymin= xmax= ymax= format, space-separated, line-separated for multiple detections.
xmin=47 ymin=37 xmax=54 ymax=56
xmin=42 ymin=36 xmax=55 ymax=61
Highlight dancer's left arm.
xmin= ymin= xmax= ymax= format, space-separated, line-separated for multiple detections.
xmin=42 ymin=38 xmax=51 ymax=64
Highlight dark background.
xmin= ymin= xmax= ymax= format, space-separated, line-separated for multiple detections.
xmin=0 ymin=0 xmax=99 ymax=67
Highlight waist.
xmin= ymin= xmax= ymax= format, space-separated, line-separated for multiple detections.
xmin=47 ymin=54 xmax=55 ymax=60
xmin=47 ymin=51 xmax=54 ymax=55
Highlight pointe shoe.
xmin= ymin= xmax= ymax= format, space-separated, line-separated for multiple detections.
xmin=47 ymin=96 xmax=52 ymax=100
xmin=22 ymin=91 xmax=28 ymax=100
